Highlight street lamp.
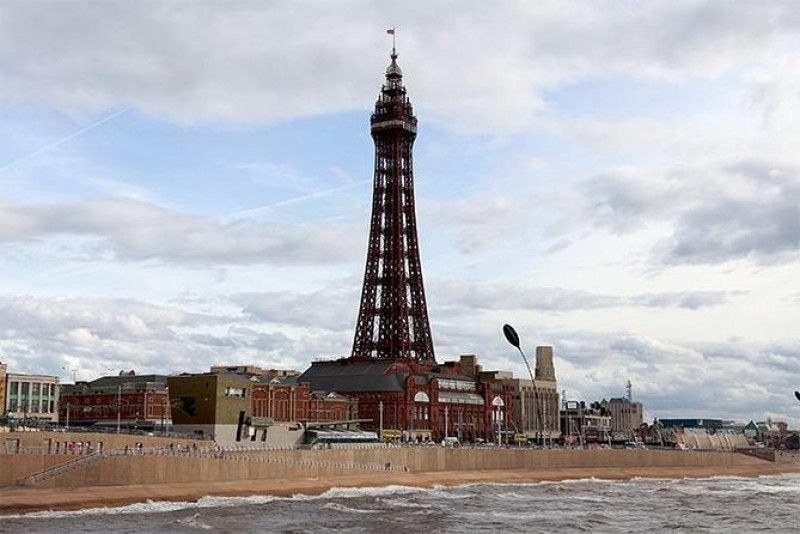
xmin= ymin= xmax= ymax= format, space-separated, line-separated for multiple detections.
xmin=62 ymin=366 xmax=78 ymax=383
xmin=116 ymin=384 xmax=122 ymax=434
xmin=378 ymin=400 xmax=384 ymax=441
xmin=503 ymin=324 xmax=545 ymax=446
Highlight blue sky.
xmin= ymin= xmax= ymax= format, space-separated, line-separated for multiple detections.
xmin=1 ymin=1 xmax=798 ymax=426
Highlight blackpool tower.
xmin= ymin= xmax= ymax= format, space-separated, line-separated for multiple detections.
xmin=299 ymin=47 xmax=513 ymax=441
xmin=350 ymin=45 xmax=436 ymax=364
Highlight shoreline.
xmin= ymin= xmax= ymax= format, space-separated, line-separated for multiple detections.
xmin=2 ymin=463 xmax=798 ymax=515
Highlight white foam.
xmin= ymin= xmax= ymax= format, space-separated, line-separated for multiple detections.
xmin=175 ymin=512 xmax=213 ymax=530
xmin=323 ymin=502 xmax=379 ymax=514
xmin=314 ymin=484 xmax=424 ymax=500
xmin=379 ymin=497 xmax=434 ymax=510
xmin=7 ymin=494 xmax=279 ymax=519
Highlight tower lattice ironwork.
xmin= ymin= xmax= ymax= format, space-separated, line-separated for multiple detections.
xmin=351 ymin=47 xmax=435 ymax=363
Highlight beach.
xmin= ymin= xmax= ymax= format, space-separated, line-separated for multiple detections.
xmin=2 ymin=460 xmax=797 ymax=515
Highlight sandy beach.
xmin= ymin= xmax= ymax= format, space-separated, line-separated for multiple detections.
xmin=2 ymin=462 xmax=797 ymax=515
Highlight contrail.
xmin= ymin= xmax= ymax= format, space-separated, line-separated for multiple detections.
xmin=225 ymin=179 xmax=371 ymax=221
xmin=0 ymin=107 xmax=130 ymax=174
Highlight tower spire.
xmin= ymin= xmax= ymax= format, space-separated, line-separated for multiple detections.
xmin=350 ymin=44 xmax=435 ymax=363
xmin=387 ymin=26 xmax=396 ymax=55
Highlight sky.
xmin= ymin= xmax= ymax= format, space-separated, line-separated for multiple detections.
xmin=1 ymin=1 xmax=798 ymax=427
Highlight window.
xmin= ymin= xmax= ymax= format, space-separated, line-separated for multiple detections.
xmin=180 ymin=397 xmax=197 ymax=417
xmin=225 ymin=387 xmax=246 ymax=398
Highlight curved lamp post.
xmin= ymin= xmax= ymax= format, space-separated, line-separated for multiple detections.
xmin=503 ymin=324 xmax=545 ymax=446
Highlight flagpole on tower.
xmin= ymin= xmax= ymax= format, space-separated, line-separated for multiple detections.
xmin=387 ymin=27 xmax=396 ymax=52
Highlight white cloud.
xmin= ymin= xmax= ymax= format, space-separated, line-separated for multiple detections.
xmin=431 ymin=280 xmax=738 ymax=312
xmin=0 ymin=198 xmax=362 ymax=266
xmin=580 ymin=161 xmax=799 ymax=265
xmin=1 ymin=1 xmax=797 ymax=132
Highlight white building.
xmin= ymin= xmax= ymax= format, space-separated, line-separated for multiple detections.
xmin=5 ymin=372 xmax=61 ymax=423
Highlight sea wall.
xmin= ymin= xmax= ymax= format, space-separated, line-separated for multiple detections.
xmin=1 ymin=443 xmax=766 ymax=489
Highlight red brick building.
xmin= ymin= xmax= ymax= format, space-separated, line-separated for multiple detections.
xmin=299 ymin=355 xmax=512 ymax=443
xmin=250 ymin=377 xmax=356 ymax=424
xmin=59 ymin=372 xmax=171 ymax=431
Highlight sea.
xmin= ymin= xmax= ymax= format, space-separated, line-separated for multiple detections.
xmin=2 ymin=474 xmax=798 ymax=533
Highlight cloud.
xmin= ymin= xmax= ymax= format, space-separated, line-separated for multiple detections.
xmin=1 ymin=2 xmax=797 ymax=132
xmin=0 ymin=294 xmax=316 ymax=380
xmin=579 ymin=160 xmax=799 ymax=265
xmin=431 ymin=280 xmax=739 ymax=312
xmin=233 ymin=288 xmax=359 ymax=331
xmin=0 ymin=295 xmax=217 ymax=342
xmin=0 ymin=198 xmax=362 ymax=266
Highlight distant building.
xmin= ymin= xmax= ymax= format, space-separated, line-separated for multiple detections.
xmin=599 ymin=397 xmax=643 ymax=438
xmin=504 ymin=346 xmax=560 ymax=441
xmin=59 ymin=372 xmax=170 ymax=430
xmin=755 ymin=420 xmax=792 ymax=448
xmin=659 ymin=418 xmax=724 ymax=431
xmin=4 ymin=372 xmax=61 ymax=423
xmin=560 ymin=401 xmax=611 ymax=445
xmin=743 ymin=420 xmax=759 ymax=439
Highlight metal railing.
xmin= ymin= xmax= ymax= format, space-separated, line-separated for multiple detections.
xmin=17 ymin=451 xmax=106 ymax=486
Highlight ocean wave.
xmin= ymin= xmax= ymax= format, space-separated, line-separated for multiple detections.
xmin=175 ymin=512 xmax=213 ymax=530
xmin=7 ymin=494 xmax=280 ymax=519
xmin=323 ymin=502 xmax=380 ymax=514
xmin=378 ymin=497 xmax=434 ymax=510
xmin=314 ymin=484 xmax=425 ymax=500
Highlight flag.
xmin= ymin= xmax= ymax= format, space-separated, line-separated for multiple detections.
xmin=386 ymin=28 xmax=395 ymax=35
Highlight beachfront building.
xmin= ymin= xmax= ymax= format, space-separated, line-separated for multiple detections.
xmin=249 ymin=373 xmax=359 ymax=443
xmin=168 ymin=371 xmax=253 ymax=443
xmin=59 ymin=372 xmax=171 ymax=431
xmin=301 ymin=354 xmax=512 ymax=443
xmin=503 ymin=346 xmax=560 ymax=442
xmin=169 ymin=366 xmax=359 ymax=445
xmin=598 ymin=397 xmax=643 ymax=441
xmin=4 ymin=371 xmax=61 ymax=424
xmin=560 ymin=401 xmax=612 ymax=445
xmin=659 ymin=418 xmax=724 ymax=431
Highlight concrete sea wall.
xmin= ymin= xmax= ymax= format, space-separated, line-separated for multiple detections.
xmin=1 ymin=444 xmax=765 ymax=489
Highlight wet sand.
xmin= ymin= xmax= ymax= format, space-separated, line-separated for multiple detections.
xmin=1 ymin=462 xmax=797 ymax=515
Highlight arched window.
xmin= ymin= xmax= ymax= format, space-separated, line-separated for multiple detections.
xmin=414 ymin=391 xmax=430 ymax=403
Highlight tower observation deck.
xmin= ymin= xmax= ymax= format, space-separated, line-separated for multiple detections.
xmin=350 ymin=47 xmax=435 ymax=363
